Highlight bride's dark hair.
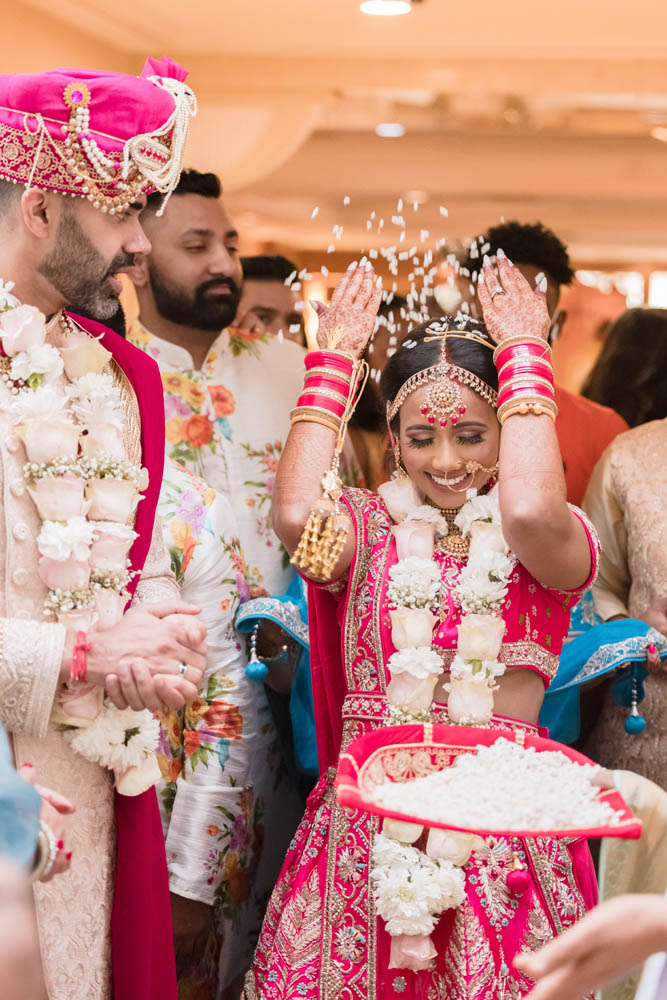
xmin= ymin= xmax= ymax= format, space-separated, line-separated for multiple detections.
xmin=380 ymin=314 xmax=497 ymax=432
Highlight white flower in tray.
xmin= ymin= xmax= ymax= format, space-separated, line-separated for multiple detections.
xmin=387 ymin=557 xmax=440 ymax=609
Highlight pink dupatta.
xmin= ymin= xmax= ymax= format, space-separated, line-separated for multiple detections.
xmin=68 ymin=314 xmax=177 ymax=1000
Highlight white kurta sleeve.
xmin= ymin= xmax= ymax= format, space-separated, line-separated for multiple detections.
xmin=0 ymin=618 xmax=65 ymax=738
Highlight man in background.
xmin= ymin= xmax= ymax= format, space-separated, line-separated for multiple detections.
xmin=237 ymin=254 xmax=305 ymax=345
xmin=128 ymin=168 xmax=303 ymax=994
xmin=463 ymin=221 xmax=628 ymax=506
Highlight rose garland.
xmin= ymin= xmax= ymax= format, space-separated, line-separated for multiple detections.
xmin=370 ymin=473 xmax=515 ymax=965
xmin=0 ymin=281 xmax=159 ymax=795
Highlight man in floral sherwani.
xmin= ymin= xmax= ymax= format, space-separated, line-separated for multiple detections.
xmin=128 ymin=168 xmax=304 ymax=993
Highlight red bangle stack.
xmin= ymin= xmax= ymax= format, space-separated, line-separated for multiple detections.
xmin=494 ymin=336 xmax=558 ymax=425
xmin=291 ymin=350 xmax=359 ymax=433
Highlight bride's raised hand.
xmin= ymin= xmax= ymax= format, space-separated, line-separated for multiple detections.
xmin=310 ymin=261 xmax=382 ymax=358
xmin=477 ymin=248 xmax=551 ymax=346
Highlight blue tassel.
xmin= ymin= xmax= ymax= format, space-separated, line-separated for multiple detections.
xmin=245 ymin=623 xmax=269 ymax=681
xmin=624 ymin=664 xmax=646 ymax=735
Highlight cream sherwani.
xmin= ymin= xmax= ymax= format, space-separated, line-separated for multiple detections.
xmin=0 ymin=312 xmax=178 ymax=999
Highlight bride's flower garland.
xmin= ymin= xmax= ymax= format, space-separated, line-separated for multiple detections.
xmin=0 ymin=279 xmax=159 ymax=796
xmin=369 ymin=471 xmax=516 ymax=967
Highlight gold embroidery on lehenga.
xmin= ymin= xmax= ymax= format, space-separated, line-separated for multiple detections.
xmin=441 ymin=898 xmax=495 ymax=1000
xmin=522 ymin=896 xmax=555 ymax=952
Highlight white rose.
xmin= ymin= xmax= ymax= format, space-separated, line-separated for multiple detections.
xmin=454 ymin=493 xmax=500 ymax=537
xmin=85 ymin=479 xmax=141 ymax=522
xmin=115 ymin=754 xmax=162 ymax=797
xmin=38 ymin=556 xmax=91 ymax=591
xmin=391 ymin=521 xmax=435 ymax=560
xmin=425 ymin=829 xmax=482 ymax=866
xmin=61 ymin=337 xmax=112 ymax=379
xmin=387 ymin=670 xmax=440 ymax=712
xmin=89 ymin=527 xmax=135 ymax=573
xmin=378 ymin=475 xmax=422 ymax=523
xmin=468 ymin=521 xmax=510 ymax=561
xmin=446 ymin=678 xmax=495 ymax=725
xmin=0 ymin=304 xmax=46 ymax=356
xmin=80 ymin=422 xmax=125 ymax=460
xmin=389 ymin=933 xmax=437 ymax=971
xmin=390 ymin=608 xmax=436 ymax=650
xmin=16 ymin=418 xmax=80 ymax=464
xmin=27 ymin=476 xmax=86 ymax=520
xmin=10 ymin=343 xmax=64 ymax=385
xmin=405 ymin=506 xmax=449 ymax=534
xmin=382 ymin=818 xmax=424 ymax=844
xmin=457 ymin=614 xmax=505 ymax=661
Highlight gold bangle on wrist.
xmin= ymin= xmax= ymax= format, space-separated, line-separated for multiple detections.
xmin=31 ymin=822 xmax=57 ymax=882
xmin=493 ymin=335 xmax=551 ymax=365
xmin=498 ymin=398 xmax=558 ymax=425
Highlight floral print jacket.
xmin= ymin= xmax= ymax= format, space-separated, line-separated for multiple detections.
xmin=156 ymin=458 xmax=260 ymax=909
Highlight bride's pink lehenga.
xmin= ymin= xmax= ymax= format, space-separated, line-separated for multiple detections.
xmin=243 ymin=489 xmax=600 ymax=1000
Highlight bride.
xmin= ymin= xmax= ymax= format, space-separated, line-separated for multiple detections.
xmin=243 ymin=254 xmax=600 ymax=999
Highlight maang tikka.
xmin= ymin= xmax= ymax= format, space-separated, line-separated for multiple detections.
xmin=386 ymin=323 xmax=498 ymax=427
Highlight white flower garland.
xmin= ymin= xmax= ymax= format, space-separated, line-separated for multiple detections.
xmin=370 ymin=474 xmax=517 ymax=953
xmin=0 ymin=286 xmax=158 ymax=795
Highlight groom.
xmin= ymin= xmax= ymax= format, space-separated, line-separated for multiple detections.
xmin=0 ymin=60 xmax=203 ymax=998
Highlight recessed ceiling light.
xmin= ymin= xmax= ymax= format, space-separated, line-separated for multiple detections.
xmin=375 ymin=122 xmax=406 ymax=138
xmin=361 ymin=1 xmax=411 ymax=15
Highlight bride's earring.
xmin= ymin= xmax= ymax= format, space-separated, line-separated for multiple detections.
xmin=392 ymin=437 xmax=408 ymax=479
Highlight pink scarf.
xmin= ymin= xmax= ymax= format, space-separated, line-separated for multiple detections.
xmin=68 ymin=314 xmax=177 ymax=1000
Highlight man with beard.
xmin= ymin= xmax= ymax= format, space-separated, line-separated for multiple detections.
xmin=128 ymin=169 xmax=304 ymax=995
xmin=0 ymin=61 xmax=206 ymax=999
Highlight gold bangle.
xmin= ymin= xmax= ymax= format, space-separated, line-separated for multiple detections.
xmin=498 ymin=398 xmax=558 ymax=425
xmin=499 ymin=373 xmax=555 ymax=394
xmin=303 ymin=366 xmax=353 ymax=384
xmin=291 ymin=413 xmax=341 ymax=433
xmin=299 ymin=385 xmax=350 ymax=406
xmin=493 ymin=335 xmax=551 ymax=365
xmin=290 ymin=407 xmax=341 ymax=433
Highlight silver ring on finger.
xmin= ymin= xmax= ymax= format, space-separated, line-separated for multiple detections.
xmin=490 ymin=286 xmax=504 ymax=301
xmin=178 ymin=662 xmax=188 ymax=677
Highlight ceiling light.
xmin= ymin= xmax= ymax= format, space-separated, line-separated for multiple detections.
xmin=375 ymin=122 xmax=406 ymax=138
xmin=650 ymin=125 xmax=667 ymax=142
xmin=361 ymin=1 xmax=412 ymax=15
xmin=406 ymin=189 xmax=428 ymax=204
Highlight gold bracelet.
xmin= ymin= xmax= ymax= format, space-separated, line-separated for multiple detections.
xmin=499 ymin=373 xmax=555 ymax=394
xmin=493 ymin=335 xmax=551 ymax=365
xmin=290 ymin=407 xmax=341 ymax=433
xmin=498 ymin=398 xmax=558 ymax=425
xmin=303 ymin=366 xmax=353 ymax=384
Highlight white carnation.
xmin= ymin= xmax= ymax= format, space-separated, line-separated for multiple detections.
xmin=37 ymin=516 xmax=96 ymax=562
xmin=387 ymin=647 xmax=443 ymax=680
xmin=10 ymin=384 xmax=68 ymax=422
xmin=66 ymin=372 xmax=123 ymax=426
xmin=10 ymin=343 xmax=64 ymax=384
xmin=387 ymin=556 xmax=440 ymax=609
xmin=454 ymin=492 xmax=500 ymax=537
xmin=405 ymin=505 xmax=449 ymax=535
xmin=65 ymin=703 xmax=159 ymax=771
xmin=89 ymin=521 xmax=138 ymax=541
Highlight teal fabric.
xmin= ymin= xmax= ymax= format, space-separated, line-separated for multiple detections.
xmin=540 ymin=597 xmax=667 ymax=743
xmin=0 ymin=725 xmax=40 ymax=868
xmin=236 ymin=576 xmax=318 ymax=777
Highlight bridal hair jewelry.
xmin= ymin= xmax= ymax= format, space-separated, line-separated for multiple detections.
xmin=387 ymin=327 xmax=498 ymax=426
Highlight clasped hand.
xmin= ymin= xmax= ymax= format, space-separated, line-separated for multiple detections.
xmin=88 ymin=600 xmax=208 ymax=711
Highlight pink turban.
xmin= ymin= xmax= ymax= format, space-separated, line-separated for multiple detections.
xmin=0 ymin=57 xmax=196 ymax=213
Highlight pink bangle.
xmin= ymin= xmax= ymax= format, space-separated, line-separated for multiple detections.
xmin=297 ymin=392 xmax=347 ymax=417
xmin=498 ymin=380 xmax=554 ymax=404
xmin=498 ymin=363 xmax=554 ymax=385
xmin=497 ymin=386 xmax=554 ymax=410
xmin=495 ymin=342 xmax=551 ymax=367
xmin=305 ymin=350 xmax=354 ymax=376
